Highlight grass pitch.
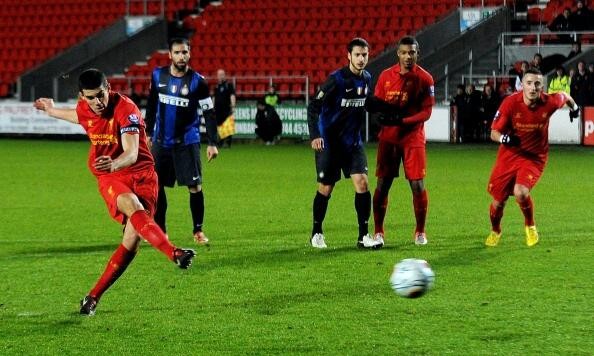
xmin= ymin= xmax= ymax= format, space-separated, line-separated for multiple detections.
xmin=0 ymin=139 xmax=592 ymax=355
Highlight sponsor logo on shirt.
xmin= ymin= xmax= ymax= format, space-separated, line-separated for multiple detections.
xmin=158 ymin=93 xmax=189 ymax=107
xmin=340 ymin=98 xmax=366 ymax=107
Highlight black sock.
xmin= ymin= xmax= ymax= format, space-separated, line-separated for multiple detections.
xmin=355 ymin=191 xmax=371 ymax=239
xmin=155 ymin=185 xmax=167 ymax=233
xmin=190 ymin=190 xmax=204 ymax=234
xmin=312 ymin=191 xmax=330 ymax=236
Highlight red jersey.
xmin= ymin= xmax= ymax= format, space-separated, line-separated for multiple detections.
xmin=375 ymin=63 xmax=435 ymax=146
xmin=76 ymin=92 xmax=154 ymax=177
xmin=491 ymin=91 xmax=567 ymax=163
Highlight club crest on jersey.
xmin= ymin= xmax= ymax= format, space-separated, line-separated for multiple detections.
xmin=170 ymin=85 xmax=178 ymax=94
xmin=128 ymin=114 xmax=140 ymax=124
xmin=181 ymin=84 xmax=189 ymax=96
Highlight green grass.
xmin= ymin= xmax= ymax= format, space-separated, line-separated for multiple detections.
xmin=0 ymin=139 xmax=592 ymax=355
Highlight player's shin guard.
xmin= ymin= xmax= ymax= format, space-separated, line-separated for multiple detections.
xmin=373 ymin=189 xmax=389 ymax=234
xmin=130 ymin=210 xmax=176 ymax=260
xmin=355 ymin=191 xmax=371 ymax=238
xmin=490 ymin=203 xmax=504 ymax=234
xmin=154 ymin=185 xmax=167 ymax=233
xmin=89 ymin=244 xmax=136 ymax=300
xmin=190 ymin=190 xmax=205 ymax=234
xmin=412 ymin=190 xmax=428 ymax=234
xmin=516 ymin=195 xmax=535 ymax=227
xmin=312 ymin=192 xmax=330 ymax=236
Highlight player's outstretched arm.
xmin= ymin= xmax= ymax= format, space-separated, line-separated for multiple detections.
xmin=33 ymin=98 xmax=78 ymax=123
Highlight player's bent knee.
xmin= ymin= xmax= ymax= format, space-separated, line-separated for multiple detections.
xmin=117 ymin=193 xmax=145 ymax=216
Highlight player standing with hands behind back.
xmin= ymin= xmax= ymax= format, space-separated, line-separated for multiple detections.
xmin=145 ymin=37 xmax=219 ymax=246
xmin=307 ymin=37 xmax=379 ymax=249
xmin=34 ymin=69 xmax=196 ymax=316
xmin=369 ymin=36 xmax=435 ymax=248
xmin=485 ymin=67 xmax=579 ymax=247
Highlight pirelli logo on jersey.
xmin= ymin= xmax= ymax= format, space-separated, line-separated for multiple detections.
xmin=158 ymin=93 xmax=189 ymax=107
xmin=340 ymin=98 xmax=366 ymax=108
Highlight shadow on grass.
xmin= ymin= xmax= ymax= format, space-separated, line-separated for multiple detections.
xmin=7 ymin=243 xmax=121 ymax=258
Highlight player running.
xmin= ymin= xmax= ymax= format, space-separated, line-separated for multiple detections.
xmin=485 ymin=67 xmax=580 ymax=247
xmin=34 ymin=69 xmax=196 ymax=316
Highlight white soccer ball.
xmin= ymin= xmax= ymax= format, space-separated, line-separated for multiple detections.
xmin=389 ymin=258 xmax=435 ymax=298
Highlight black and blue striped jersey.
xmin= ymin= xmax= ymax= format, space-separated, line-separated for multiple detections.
xmin=145 ymin=66 xmax=217 ymax=148
xmin=307 ymin=66 xmax=371 ymax=151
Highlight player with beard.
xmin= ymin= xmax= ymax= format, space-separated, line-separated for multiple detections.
xmin=34 ymin=69 xmax=196 ymax=315
xmin=369 ymin=36 xmax=435 ymax=248
xmin=145 ymin=37 xmax=218 ymax=246
xmin=307 ymin=37 xmax=378 ymax=249
xmin=485 ymin=67 xmax=579 ymax=247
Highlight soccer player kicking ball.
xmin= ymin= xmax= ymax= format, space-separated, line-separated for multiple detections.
xmin=485 ymin=67 xmax=580 ymax=247
xmin=34 ymin=69 xmax=196 ymax=316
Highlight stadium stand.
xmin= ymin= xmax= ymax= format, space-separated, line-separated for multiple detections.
xmin=116 ymin=0 xmax=471 ymax=100
xmin=0 ymin=0 xmax=200 ymax=98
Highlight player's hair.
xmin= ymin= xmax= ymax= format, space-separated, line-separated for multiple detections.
xmin=347 ymin=37 xmax=369 ymax=53
xmin=169 ymin=37 xmax=190 ymax=51
xmin=397 ymin=36 xmax=419 ymax=49
xmin=524 ymin=67 xmax=542 ymax=76
xmin=78 ymin=68 xmax=107 ymax=91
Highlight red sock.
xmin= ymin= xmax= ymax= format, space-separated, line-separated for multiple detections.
xmin=490 ymin=203 xmax=504 ymax=233
xmin=516 ymin=196 xmax=535 ymax=226
xmin=90 ymin=244 xmax=136 ymax=300
xmin=373 ymin=188 xmax=389 ymax=234
xmin=130 ymin=210 xmax=176 ymax=260
xmin=412 ymin=190 xmax=428 ymax=234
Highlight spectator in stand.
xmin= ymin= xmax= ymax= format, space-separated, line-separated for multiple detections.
xmin=567 ymin=41 xmax=582 ymax=60
xmin=570 ymin=60 xmax=593 ymax=107
xmin=452 ymin=84 xmax=466 ymax=143
xmin=264 ymin=84 xmax=280 ymax=107
xmin=458 ymin=83 xmax=482 ymax=143
xmin=531 ymin=53 xmax=543 ymax=72
xmin=570 ymin=0 xmax=594 ymax=31
xmin=548 ymin=8 xmax=575 ymax=44
xmin=481 ymin=84 xmax=500 ymax=142
xmin=515 ymin=61 xmax=530 ymax=91
xmin=569 ymin=67 xmax=576 ymax=81
xmin=548 ymin=65 xmax=571 ymax=94
xmin=254 ymin=99 xmax=282 ymax=145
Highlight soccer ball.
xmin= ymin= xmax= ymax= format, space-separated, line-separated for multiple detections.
xmin=389 ymin=258 xmax=435 ymax=298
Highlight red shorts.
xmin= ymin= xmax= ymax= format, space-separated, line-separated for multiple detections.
xmin=487 ymin=156 xmax=544 ymax=202
xmin=97 ymin=169 xmax=158 ymax=224
xmin=375 ymin=140 xmax=426 ymax=180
